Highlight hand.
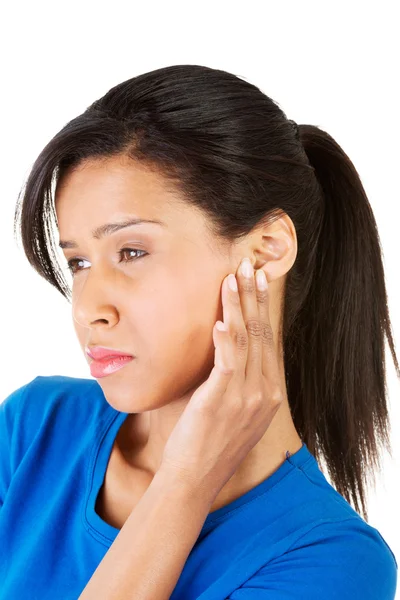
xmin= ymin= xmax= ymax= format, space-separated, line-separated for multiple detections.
xmin=160 ymin=257 xmax=284 ymax=500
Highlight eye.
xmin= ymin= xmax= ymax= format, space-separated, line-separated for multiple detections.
xmin=67 ymin=248 xmax=148 ymax=276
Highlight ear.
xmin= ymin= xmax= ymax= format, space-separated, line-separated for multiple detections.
xmin=246 ymin=213 xmax=298 ymax=284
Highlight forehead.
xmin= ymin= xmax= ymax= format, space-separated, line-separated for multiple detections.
xmin=54 ymin=156 xmax=200 ymax=230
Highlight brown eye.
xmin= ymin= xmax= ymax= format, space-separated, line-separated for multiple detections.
xmin=67 ymin=248 xmax=148 ymax=276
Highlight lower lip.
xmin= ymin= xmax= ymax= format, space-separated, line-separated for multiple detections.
xmin=89 ymin=356 xmax=134 ymax=378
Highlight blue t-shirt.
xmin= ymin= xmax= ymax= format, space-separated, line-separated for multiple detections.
xmin=0 ymin=375 xmax=397 ymax=599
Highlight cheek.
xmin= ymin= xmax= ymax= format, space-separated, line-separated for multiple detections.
xmin=135 ymin=277 xmax=217 ymax=350
xmin=158 ymin=280 xmax=218 ymax=362
xmin=119 ymin=278 xmax=219 ymax=406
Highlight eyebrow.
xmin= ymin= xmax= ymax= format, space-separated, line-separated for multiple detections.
xmin=58 ymin=217 xmax=166 ymax=249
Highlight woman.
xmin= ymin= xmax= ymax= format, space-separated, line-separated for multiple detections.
xmin=1 ymin=64 xmax=398 ymax=599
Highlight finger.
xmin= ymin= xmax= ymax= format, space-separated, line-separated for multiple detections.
xmin=254 ymin=268 xmax=281 ymax=384
xmin=221 ymin=273 xmax=248 ymax=379
xmin=235 ymin=258 xmax=263 ymax=380
xmin=213 ymin=321 xmax=236 ymax=374
xmin=193 ymin=321 xmax=236 ymax=409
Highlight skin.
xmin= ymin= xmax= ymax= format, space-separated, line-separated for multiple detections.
xmin=55 ymin=154 xmax=303 ymax=525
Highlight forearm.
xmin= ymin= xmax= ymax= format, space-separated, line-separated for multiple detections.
xmin=78 ymin=468 xmax=214 ymax=600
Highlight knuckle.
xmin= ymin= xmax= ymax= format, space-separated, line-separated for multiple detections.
xmin=219 ymin=364 xmax=235 ymax=376
xmin=230 ymin=290 xmax=242 ymax=305
xmin=241 ymin=278 xmax=255 ymax=295
xmin=246 ymin=318 xmax=262 ymax=338
xmin=256 ymin=288 xmax=268 ymax=304
xmin=234 ymin=329 xmax=248 ymax=351
xmin=243 ymin=390 xmax=265 ymax=415
xmin=261 ymin=322 xmax=274 ymax=346
xmin=249 ymin=390 xmax=264 ymax=406
xmin=270 ymin=388 xmax=284 ymax=406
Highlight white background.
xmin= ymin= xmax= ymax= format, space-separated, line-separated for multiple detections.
xmin=1 ymin=0 xmax=399 ymax=593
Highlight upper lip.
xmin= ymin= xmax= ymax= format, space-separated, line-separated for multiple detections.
xmin=86 ymin=346 xmax=134 ymax=361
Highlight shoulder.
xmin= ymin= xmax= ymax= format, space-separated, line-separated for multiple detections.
xmin=1 ymin=374 xmax=115 ymax=449
xmin=292 ymin=515 xmax=397 ymax=568
xmin=228 ymin=516 xmax=398 ymax=599
xmin=2 ymin=373 xmax=107 ymax=414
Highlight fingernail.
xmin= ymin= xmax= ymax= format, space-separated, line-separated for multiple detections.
xmin=256 ymin=269 xmax=268 ymax=290
xmin=240 ymin=257 xmax=253 ymax=278
xmin=228 ymin=274 xmax=238 ymax=291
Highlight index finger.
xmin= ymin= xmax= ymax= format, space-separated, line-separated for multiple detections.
xmin=254 ymin=269 xmax=278 ymax=377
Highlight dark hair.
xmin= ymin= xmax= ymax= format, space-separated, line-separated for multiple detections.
xmin=14 ymin=64 xmax=399 ymax=522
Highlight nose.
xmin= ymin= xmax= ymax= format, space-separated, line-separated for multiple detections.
xmin=72 ymin=268 xmax=120 ymax=329
xmin=73 ymin=306 xmax=118 ymax=329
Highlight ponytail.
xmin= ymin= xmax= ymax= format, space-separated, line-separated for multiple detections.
xmin=283 ymin=124 xmax=400 ymax=521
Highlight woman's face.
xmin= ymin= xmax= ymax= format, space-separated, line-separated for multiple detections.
xmin=55 ymin=155 xmax=236 ymax=414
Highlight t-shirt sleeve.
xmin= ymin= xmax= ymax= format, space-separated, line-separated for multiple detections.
xmin=226 ymin=519 xmax=398 ymax=600
xmin=0 ymin=380 xmax=36 ymax=509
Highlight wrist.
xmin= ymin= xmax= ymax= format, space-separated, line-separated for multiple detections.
xmin=155 ymin=464 xmax=217 ymax=509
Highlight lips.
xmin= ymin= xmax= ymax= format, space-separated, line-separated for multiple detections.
xmin=89 ymin=355 xmax=134 ymax=378
xmin=86 ymin=346 xmax=134 ymax=361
